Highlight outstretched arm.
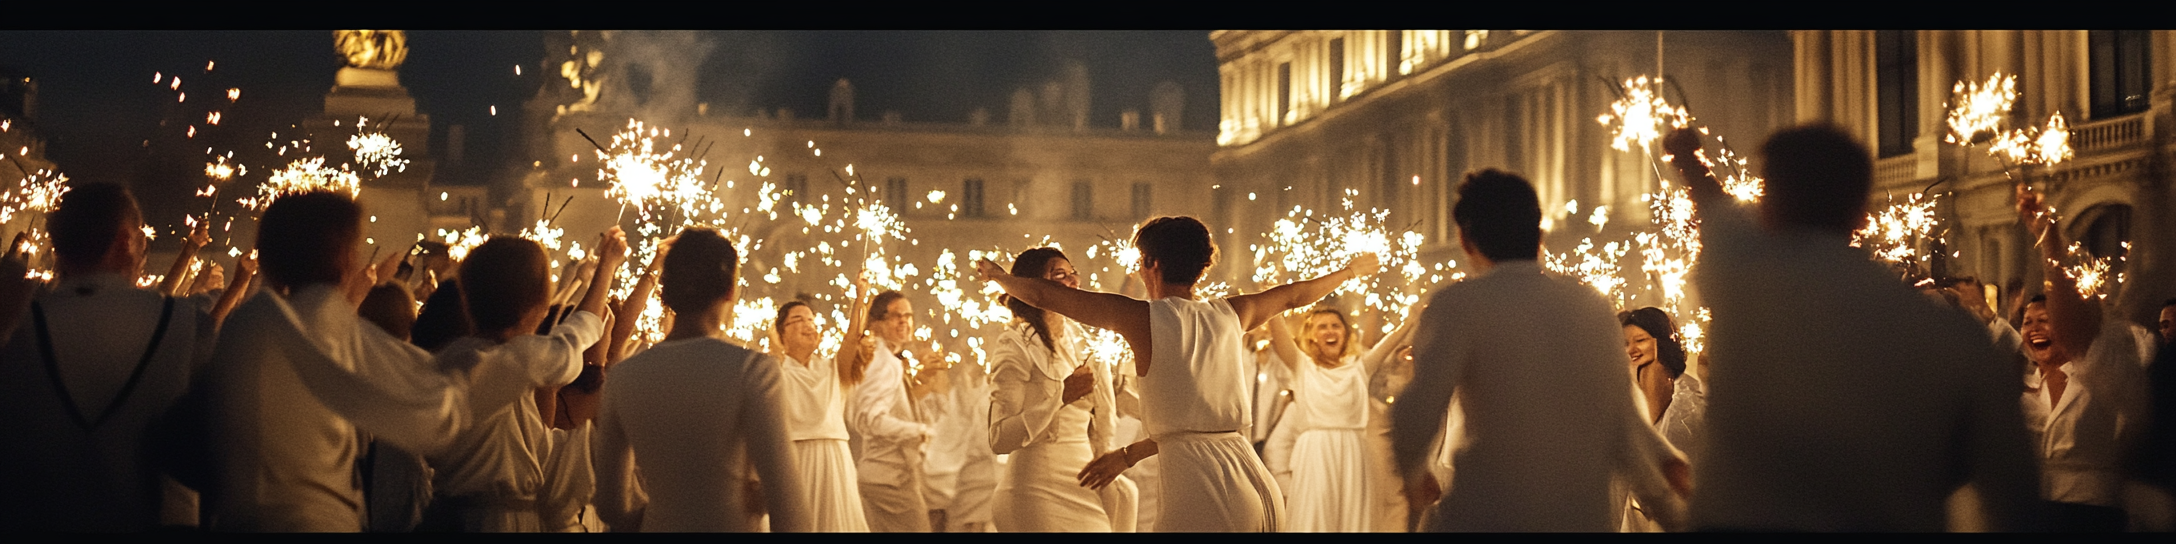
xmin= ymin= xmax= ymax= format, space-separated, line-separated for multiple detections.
xmin=1359 ymin=309 xmax=1422 ymax=379
xmin=974 ymin=259 xmax=1150 ymax=347
xmin=1226 ymin=254 xmax=1380 ymax=332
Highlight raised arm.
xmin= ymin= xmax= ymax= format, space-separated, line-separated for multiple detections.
xmin=1359 ymin=310 xmax=1422 ymax=380
xmin=2017 ymin=185 xmax=2101 ymax=357
xmin=607 ymin=243 xmax=667 ymax=365
xmin=837 ymin=276 xmax=876 ymax=382
xmin=1227 ymin=254 xmax=1380 ymax=332
xmin=974 ymin=258 xmax=1149 ymax=346
xmin=209 ymin=253 xmax=256 ymax=327
xmin=1264 ymin=312 xmax=1304 ymax=376
xmin=579 ymin=228 xmax=630 ymax=323
xmin=159 ymin=221 xmax=210 ymax=296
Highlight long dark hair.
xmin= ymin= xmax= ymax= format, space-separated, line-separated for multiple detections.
xmin=1005 ymin=247 xmax=1069 ymax=352
xmin=1618 ymin=307 xmax=1687 ymax=379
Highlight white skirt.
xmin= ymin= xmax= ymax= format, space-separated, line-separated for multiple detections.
xmin=1286 ymin=428 xmax=1372 ymax=532
xmin=994 ymin=439 xmax=1112 ymax=532
xmin=1153 ymin=431 xmax=1284 ymax=532
xmin=794 ymin=439 xmax=870 ymax=532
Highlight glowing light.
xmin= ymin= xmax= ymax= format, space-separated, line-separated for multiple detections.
xmin=1945 ymin=73 xmax=2017 ymax=146
xmin=346 ymin=131 xmax=410 ymax=177
xmin=1598 ymin=76 xmax=1690 ymax=153
xmin=247 ymin=157 xmax=359 ymax=210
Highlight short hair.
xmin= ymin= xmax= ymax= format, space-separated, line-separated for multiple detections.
xmin=1618 ymin=307 xmax=1688 ymax=379
xmin=358 ymin=282 xmax=418 ymax=341
xmin=257 ymin=191 xmax=364 ymax=289
xmin=1451 ymin=169 xmax=1542 ymax=262
xmin=775 ymin=300 xmax=811 ymax=334
xmin=1759 ymin=125 xmax=1873 ymax=234
xmin=659 ymin=228 xmax=740 ymax=315
xmin=1132 ymin=216 xmax=1216 ymax=286
xmin=47 ymin=183 xmax=143 ymax=266
xmin=2162 ymin=297 xmax=2176 ymax=309
xmin=868 ymin=290 xmax=908 ymax=324
xmin=459 ymin=237 xmax=551 ymax=333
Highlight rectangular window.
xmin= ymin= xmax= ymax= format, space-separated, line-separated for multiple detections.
xmin=1875 ymin=30 xmax=1918 ymax=158
xmin=962 ymin=178 xmax=986 ymax=218
xmin=2090 ymin=30 xmax=2151 ymax=118
xmin=1071 ymin=180 xmax=1094 ymax=221
xmin=884 ymin=176 xmax=907 ymax=211
xmin=1131 ymin=182 xmax=1152 ymax=219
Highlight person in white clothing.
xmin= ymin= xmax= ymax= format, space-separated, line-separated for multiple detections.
xmin=0 ymin=184 xmax=221 ymax=531
xmin=1264 ymin=308 xmax=1374 ymax=532
xmin=986 ymin=247 xmax=1122 ymax=532
xmin=202 ymin=191 xmax=472 ymax=532
xmin=422 ymin=230 xmax=627 ymax=531
xmin=841 ymin=289 xmax=947 ymax=531
xmin=1616 ymin=307 xmax=1705 ymax=532
xmin=2015 ymin=186 xmax=2149 ymax=532
xmin=1389 ymin=170 xmax=1689 ymax=532
xmin=1661 ymin=126 xmax=2040 ymax=531
xmin=592 ymin=227 xmax=809 ymax=532
xmin=976 ymin=216 xmax=1379 ymax=532
xmin=771 ymin=299 xmax=871 ymax=532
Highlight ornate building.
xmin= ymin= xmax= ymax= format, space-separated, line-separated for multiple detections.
xmin=1795 ymin=30 xmax=2176 ymax=325
xmin=1209 ymin=30 xmax=1794 ymax=300
xmin=516 ymin=31 xmax=1217 ymax=312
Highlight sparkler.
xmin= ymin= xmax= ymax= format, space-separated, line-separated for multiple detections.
xmin=1250 ymin=190 xmax=1425 ymax=330
xmin=1850 ymin=193 xmax=1945 ymax=279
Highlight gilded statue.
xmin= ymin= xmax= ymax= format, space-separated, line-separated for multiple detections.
xmin=335 ymin=30 xmax=408 ymax=71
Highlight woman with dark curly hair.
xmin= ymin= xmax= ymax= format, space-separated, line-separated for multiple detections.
xmin=1618 ymin=307 xmax=1706 ymax=532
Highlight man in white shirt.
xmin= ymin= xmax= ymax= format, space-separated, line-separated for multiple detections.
xmin=1662 ymin=126 xmax=2040 ymax=531
xmin=1389 ymin=170 xmax=1687 ymax=532
xmin=0 ymin=184 xmax=216 ymax=531
xmin=846 ymin=290 xmax=944 ymax=532
xmin=203 ymin=191 xmax=472 ymax=531
xmin=2015 ymin=187 xmax=2149 ymax=532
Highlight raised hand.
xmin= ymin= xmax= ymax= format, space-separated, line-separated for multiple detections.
xmin=596 ymin=227 xmax=631 ymax=270
xmin=1346 ymin=253 xmax=1382 ymax=280
xmin=973 ymin=258 xmax=1006 ymax=282
xmin=2015 ymin=183 xmax=2052 ymax=241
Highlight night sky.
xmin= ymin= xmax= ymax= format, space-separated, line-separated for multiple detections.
xmin=0 ymin=31 xmax=1221 ymax=191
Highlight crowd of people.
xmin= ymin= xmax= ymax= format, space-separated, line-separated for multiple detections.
xmin=0 ymin=123 xmax=2170 ymax=532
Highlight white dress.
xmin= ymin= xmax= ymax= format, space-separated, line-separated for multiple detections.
xmin=424 ymin=311 xmax=603 ymax=532
xmin=1286 ymin=355 xmax=1372 ymax=532
xmin=1141 ymin=297 xmax=1284 ymax=532
xmin=781 ymin=353 xmax=869 ymax=532
xmin=988 ymin=321 xmax=1114 ymax=531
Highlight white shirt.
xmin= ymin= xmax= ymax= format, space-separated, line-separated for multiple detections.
xmin=849 ymin=337 xmax=931 ymax=488
xmin=779 ymin=353 xmax=850 ymax=442
xmin=0 ymin=274 xmax=213 ymax=531
xmin=988 ymin=320 xmax=1111 ymax=453
xmin=1389 ymin=261 xmax=1679 ymax=531
xmin=1684 ymin=196 xmax=2038 ymax=531
xmin=2022 ymin=317 xmax=2148 ymax=507
xmin=1141 ymin=297 xmax=1252 ymax=436
xmin=425 ymin=311 xmax=603 ymax=518
xmin=593 ymin=336 xmax=807 ymax=532
xmin=206 ymin=284 xmax=469 ymax=532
